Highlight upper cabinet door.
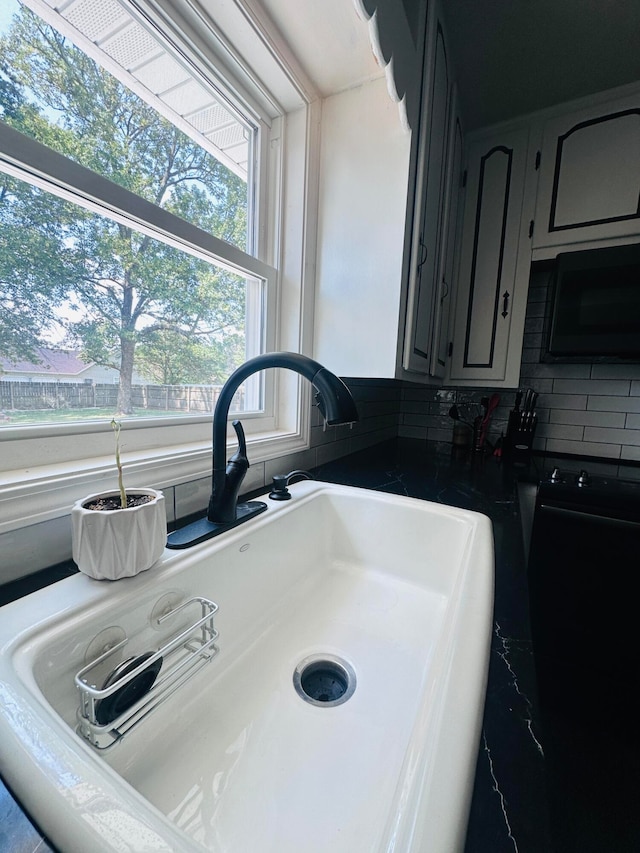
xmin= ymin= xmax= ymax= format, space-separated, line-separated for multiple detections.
xmin=533 ymin=92 xmax=640 ymax=250
xmin=402 ymin=1 xmax=453 ymax=374
xmin=430 ymin=93 xmax=463 ymax=378
xmin=448 ymin=125 xmax=532 ymax=385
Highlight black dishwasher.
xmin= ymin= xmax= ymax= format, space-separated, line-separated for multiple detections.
xmin=528 ymin=468 xmax=640 ymax=853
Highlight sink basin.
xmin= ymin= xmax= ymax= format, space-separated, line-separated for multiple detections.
xmin=0 ymin=481 xmax=494 ymax=852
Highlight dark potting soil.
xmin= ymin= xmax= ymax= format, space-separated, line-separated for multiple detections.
xmin=83 ymin=494 xmax=154 ymax=511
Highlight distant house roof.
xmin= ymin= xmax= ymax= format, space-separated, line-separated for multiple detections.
xmin=0 ymin=348 xmax=94 ymax=376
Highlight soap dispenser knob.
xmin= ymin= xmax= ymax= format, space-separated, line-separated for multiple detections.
xmin=269 ymin=474 xmax=291 ymax=501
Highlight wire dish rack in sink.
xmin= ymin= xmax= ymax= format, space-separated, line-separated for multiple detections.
xmin=75 ymin=596 xmax=219 ymax=749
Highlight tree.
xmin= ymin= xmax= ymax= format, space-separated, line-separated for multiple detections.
xmin=0 ymin=60 xmax=80 ymax=364
xmin=0 ymin=176 xmax=78 ymax=365
xmin=134 ymin=328 xmax=245 ymax=386
xmin=0 ymin=6 xmax=248 ymax=412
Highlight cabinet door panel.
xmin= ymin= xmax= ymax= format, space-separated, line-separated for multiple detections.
xmin=403 ymin=11 xmax=451 ymax=373
xmin=552 ymin=112 xmax=640 ymax=228
xmin=448 ymin=127 xmax=529 ymax=383
xmin=430 ymin=107 xmax=463 ymax=377
xmin=534 ymin=94 xmax=640 ymax=249
xmin=466 ymin=147 xmax=513 ymax=365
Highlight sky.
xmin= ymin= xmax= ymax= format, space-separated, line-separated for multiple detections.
xmin=0 ymin=1 xmax=18 ymax=34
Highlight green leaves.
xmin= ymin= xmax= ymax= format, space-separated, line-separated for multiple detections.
xmin=0 ymin=4 xmax=250 ymax=413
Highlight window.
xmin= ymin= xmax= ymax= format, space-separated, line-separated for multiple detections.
xmin=0 ymin=0 xmax=271 ymax=427
xmin=0 ymin=0 xmax=317 ymax=535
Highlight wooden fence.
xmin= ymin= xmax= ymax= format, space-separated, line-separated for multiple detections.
xmin=0 ymin=380 xmax=231 ymax=414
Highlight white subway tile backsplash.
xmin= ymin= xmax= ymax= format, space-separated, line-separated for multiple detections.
xmin=526 ymin=301 xmax=546 ymax=318
xmin=310 ymin=423 xmax=338 ymax=446
xmin=532 ymin=435 xmax=547 ymax=451
xmin=316 ymin=437 xmax=352 ymax=466
xmin=174 ymin=476 xmax=211 ymax=519
xmin=549 ymin=409 xmax=626 ymax=428
xmin=310 ymin=403 xmax=324 ymax=427
xmin=0 ymin=517 xmax=73 ymax=584
xmin=350 ymin=427 xmax=396 ymax=453
xmin=402 ymin=387 xmax=437 ymax=402
xmin=357 ymin=399 xmax=401 ymax=418
xmin=537 ymin=394 xmax=587 ymax=410
xmin=588 ymin=395 xmax=640 ymax=413
xmin=513 ymin=262 xmax=640 ymax=457
xmin=435 ymin=389 xmax=456 ymax=402
xmin=546 ymin=364 xmax=593 ymax=379
xmin=524 ymin=316 xmax=545 ymax=334
xmin=242 ymin=461 xmax=266 ymax=492
xmin=401 ymin=401 xmax=433 ymax=416
xmin=402 ymin=412 xmax=439 ymax=428
xmin=518 ymin=375 xmax=554 ymax=393
xmin=519 ymin=349 xmax=541 ymax=364
xmin=346 ymin=381 xmax=400 ymax=401
xmin=537 ymin=422 xmax=585 ymax=440
xmin=526 ymin=285 xmax=547 ymax=304
xmin=522 ymin=364 xmax=590 ymax=381
xmin=621 ymin=445 xmax=640 ymax=461
xmin=523 ymin=333 xmax=544 ymax=349
xmin=264 ymin=450 xmax=316 ymax=482
xmin=552 ymin=379 xmax=631 ymax=395
xmin=590 ymin=364 xmax=640 ymax=380
xmin=585 ymin=426 xmax=640 ymax=446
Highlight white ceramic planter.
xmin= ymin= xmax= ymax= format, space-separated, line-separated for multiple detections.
xmin=71 ymin=488 xmax=166 ymax=580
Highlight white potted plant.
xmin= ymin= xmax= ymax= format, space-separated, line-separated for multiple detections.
xmin=71 ymin=420 xmax=166 ymax=580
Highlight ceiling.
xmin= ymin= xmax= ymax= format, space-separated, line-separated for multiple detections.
xmin=257 ymin=0 xmax=640 ymax=131
xmin=258 ymin=0 xmax=383 ymax=98
xmin=440 ymin=0 xmax=640 ymax=129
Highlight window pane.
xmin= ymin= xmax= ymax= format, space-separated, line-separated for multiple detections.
xmin=0 ymin=0 xmax=253 ymax=252
xmin=0 ymin=172 xmax=264 ymax=426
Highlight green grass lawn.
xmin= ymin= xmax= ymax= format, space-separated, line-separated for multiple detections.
xmin=0 ymin=407 xmax=196 ymax=425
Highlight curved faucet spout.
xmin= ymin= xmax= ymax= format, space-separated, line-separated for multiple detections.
xmin=208 ymin=352 xmax=358 ymax=524
xmin=166 ymin=352 xmax=359 ymax=547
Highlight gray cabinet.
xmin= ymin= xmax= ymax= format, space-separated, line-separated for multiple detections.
xmin=430 ymin=93 xmax=463 ymax=378
xmin=533 ymin=91 xmax=640 ymax=251
xmin=447 ymin=123 xmax=535 ymax=386
xmin=402 ymin=0 xmax=456 ymax=376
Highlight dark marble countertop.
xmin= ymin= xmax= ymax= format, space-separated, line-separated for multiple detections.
xmin=2 ymin=438 xmax=557 ymax=853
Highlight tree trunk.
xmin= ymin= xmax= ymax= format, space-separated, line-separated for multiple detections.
xmin=117 ymin=337 xmax=136 ymax=415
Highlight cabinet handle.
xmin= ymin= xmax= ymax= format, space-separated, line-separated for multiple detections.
xmin=440 ymin=279 xmax=449 ymax=303
xmin=501 ymin=290 xmax=510 ymax=318
xmin=418 ymin=241 xmax=428 ymax=268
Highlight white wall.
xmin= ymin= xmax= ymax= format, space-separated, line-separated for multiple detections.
xmin=313 ymin=75 xmax=411 ymax=378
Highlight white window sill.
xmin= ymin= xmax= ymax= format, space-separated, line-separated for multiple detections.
xmin=0 ymin=426 xmax=311 ymax=535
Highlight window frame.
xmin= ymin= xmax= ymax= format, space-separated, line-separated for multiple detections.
xmin=0 ymin=0 xmax=320 ymax=536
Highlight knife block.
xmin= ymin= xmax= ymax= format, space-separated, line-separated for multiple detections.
xmin=504 ymin=412 xmax=537 ymax=458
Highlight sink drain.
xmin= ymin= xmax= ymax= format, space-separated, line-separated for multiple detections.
xmin=293 ymin=654 xmax=356 ymax=707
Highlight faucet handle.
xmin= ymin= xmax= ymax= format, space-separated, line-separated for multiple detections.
xmin=229 ymin=419 xmax=247 ymax=463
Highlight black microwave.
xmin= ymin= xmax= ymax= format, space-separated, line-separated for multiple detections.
xmin=546 ymin=243 xmax=640 ymax=360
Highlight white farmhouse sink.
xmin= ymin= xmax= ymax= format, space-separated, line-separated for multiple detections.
xmin=0 ymin=481 xmax=494 ymax=853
